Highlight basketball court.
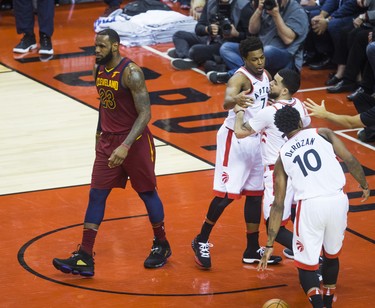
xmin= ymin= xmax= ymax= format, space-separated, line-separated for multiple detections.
xmin=0 ymin=2 xmax=374 ymax=307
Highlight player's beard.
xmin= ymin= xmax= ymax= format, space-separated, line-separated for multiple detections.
xmin=268 ymin=90 xmax=280 ymax=99
xmin=96 ymin=52 xmax=113 ymax=65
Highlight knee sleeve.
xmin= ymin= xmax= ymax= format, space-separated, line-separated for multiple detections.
xmin=84 ymin=188 xmax=111 ymax=225
xmin=298 ymin=268 xmax=321 ymax=294
xmin=321 ymin=256 xmax=339 ymax=285
xmin=244 ymin=196 xmax=262 ymax=224
xmin=138 ymin=190 xmax=164 ymax=224
xmin=206 ymin=195 xmax=233 ymax=222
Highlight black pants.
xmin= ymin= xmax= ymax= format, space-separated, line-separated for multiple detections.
xmin=13 ymin=0 xmax=55 ymax=37
xmin=341 ymin=27 xmax=373 ymax=84
xmin=172 ymin=31 xmax=221 ymax=64
xmin=353 ymin=93 xmax=375 ymax=140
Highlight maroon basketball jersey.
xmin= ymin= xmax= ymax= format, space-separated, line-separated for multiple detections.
xmin=95 ymin=58 xmax=139 ymax=134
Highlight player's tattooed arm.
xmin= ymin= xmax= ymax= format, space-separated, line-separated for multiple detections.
xmin=121 ymin=63 xmax=151 ymax=147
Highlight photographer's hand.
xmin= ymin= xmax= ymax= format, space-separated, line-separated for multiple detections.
xmin=223 ymin=24 xmax=238 ymax=39
xmin=207 ymin=23 xmax=220 ymax=36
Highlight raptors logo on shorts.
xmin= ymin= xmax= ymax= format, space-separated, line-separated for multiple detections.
xmin=296 ymin=240 xmax=304 ymax=252
xmin=222 ymin=172 xmax=229 ymax=184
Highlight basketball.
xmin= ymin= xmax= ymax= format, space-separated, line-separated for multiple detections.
xmin=262 ymin=298 xmax=290 ymax=308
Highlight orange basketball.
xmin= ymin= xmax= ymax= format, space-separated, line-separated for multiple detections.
xmin=262 ymin=298 xmax=290 ymax=308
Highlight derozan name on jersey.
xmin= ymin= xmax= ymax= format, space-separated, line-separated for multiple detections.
xmin=284 ymin=138 xmax=315 ymax=157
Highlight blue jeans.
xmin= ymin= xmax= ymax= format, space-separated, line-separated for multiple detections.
xmin=219 ymin=42 xmax=243 ymax=76
xmin=263 ymin=45 xmax=294 ymax=76
xmin=367 ymin=42 xmax=375 ymax=85
xmin=220 ymin=42 xmax=294 ymax=77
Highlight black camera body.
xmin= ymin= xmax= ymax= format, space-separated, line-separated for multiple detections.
xmin=210 ymin=0 xmax=232 ymax=36
xmin=263 ymin=0 xmax=277 ymax=10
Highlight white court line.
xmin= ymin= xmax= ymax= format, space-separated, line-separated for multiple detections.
xmin=335 ymin=129 xmax=375 ymax=151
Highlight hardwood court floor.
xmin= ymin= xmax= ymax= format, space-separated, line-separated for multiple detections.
xmin=0 ymin=2 xmax=374 ymax=308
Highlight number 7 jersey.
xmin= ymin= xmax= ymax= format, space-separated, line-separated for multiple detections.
xmin=279 ymin=128 xmax=346 ymax=200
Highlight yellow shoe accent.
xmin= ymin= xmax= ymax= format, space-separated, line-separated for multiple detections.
xmin=76 ymin=260 xmax=87 ymax=266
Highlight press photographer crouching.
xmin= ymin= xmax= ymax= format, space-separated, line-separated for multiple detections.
xmin=169 ymin=0 xmax=254 ymax=71
xmin=208 ymin=0 xmax=309 ymax=84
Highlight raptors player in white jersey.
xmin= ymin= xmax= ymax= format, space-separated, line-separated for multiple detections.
xmin=192 ymin=36 xmax=281 ymax=269
xmin=233 ymin=69 xmax=311 ymax=260
xmin=258 ymin=106 xmax=370 ymax=308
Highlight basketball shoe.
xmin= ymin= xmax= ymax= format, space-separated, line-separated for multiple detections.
xmin=242 ymin=247 xmax=282 ymax=264
xmin=13 ymin=33 xmax=37 ymax=53
xmin=192 ymin=235 xmax=211 ymax=269
xmin=144 ymin=238 xmax=172 ymax=268
xmin=52 ymin=247 xmax=94 ymax=277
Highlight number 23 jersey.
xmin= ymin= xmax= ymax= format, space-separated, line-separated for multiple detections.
xmin=279 ymin=128 xmax=346 ymax=200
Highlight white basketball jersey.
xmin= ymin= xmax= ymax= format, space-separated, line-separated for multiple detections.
xmin=249 ymin=98 xmax=311 ymax=166
xmin=223 ymin=67 xmax=270 ymax=130
xmin=280 ymin=128 xmax=346 ymax=200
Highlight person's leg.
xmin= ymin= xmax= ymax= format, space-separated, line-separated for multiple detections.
xmin=342 ymin=28 xmax=371 ymax=84
xmin=192 ymin=195 xmax=233 ymax=269
xmin=219 ymin=42 xmax=243 ymax=76
xmin=52 ymin=188 xmax=111 ymax=276
xmin=13 ymin=0 xmax=34 ymax=35
xmin=264 ymin=45 xmax=294 ymax=77
xmin=36 ymin=0 xmax=54 ymax=37
xmin=321 ymin=256 xmax=339 ymax=308
xmin=367 ymin=41 xmax=375 ymax=88
xmin=353 ymin=92 xmax=375 ymax=141
xmin=172 ymin=31 xmax=205 ymax=58
xmin=189 ymin=43 xmax=221 ymax=65
xmin=299 ymin=268 xmax=324 ymax=307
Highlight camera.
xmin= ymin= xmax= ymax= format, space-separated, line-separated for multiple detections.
xmin=263 ymin=0 xmax=277 ymax=10
xmin=210 ymin=0 xmax=232 ymax=36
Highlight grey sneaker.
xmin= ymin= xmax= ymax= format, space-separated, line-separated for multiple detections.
xmin=171 ymin=58 xmax=198 ymax=70
xmin=207 ymin=71 xmax=230 ymax=84
xmin=167 ymin=48 xmax=178 ymax=58
xmin=13 ymin=33 xmax=37 ymax=53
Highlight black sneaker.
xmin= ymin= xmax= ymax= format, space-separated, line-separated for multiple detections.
xmin=39 ymin=33 xmax=53 ymax=55
xmin=204 ymin=60 xmax=227 ymax=73
xmin=207 ymin=71 xmax=230 ymax=84
xmin=144 ymin=238 xmax=172 ymax=268
xmin=13 ymin=33 xmax=37 ymax=53
xmin=242 ymin=247 xmax=282 ymax=264
xmin=167 ymin=48 xmax=178 ymax=58
xmin=191 ymin=235 xmax=211 ymax=269
xmin=52 ymin=248 xmax=95 ymax=277
xmin=171 ymin=58 xmax=198 ymax=70
xmin=283 ymin=248 xmax=294 ymax=259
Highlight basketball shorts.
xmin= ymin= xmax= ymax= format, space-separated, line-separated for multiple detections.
xmin=91 ymin=128 xmax=157 ymax=192
xmin=263 ymin=165 xmax=293 ymax=225
xmin=293 ymin=191 xmax=349 ymax=270
xmin=213 ymin=125 xmax=264 ymax=199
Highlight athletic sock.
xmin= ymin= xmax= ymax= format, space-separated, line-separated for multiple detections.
xmin=246 ymin=231 xmax=260 ymax=250
xmin=81 ymin=228 xmax=97 ymax=255
xmin=152 ymin=222 xmax=166 ymax=241
xmin=199 ymin=221 xmax=214 ymax=242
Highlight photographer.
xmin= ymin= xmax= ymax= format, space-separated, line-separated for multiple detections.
xmin=169 ymin=0 xmax=254 ymax=71
xmin=208 ymin=0 xmax=308 ymax=83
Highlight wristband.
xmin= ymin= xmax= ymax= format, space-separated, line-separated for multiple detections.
xmin=121 ymin=143 xmax=131 ymax=150
xmin=265 ymin=245 xmax=273 ymax=249
xmin=235 ymin=109 xmax=245 ymax=114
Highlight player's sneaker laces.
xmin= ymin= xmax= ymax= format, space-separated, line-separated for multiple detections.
xmin=283 ymin=248 xmax=294 ymax=259
xmin=192 ymin=235 xmax=212 ymax=269
xmin=144 ymin=238 xmax=172 ymax=268
xmin=52 ymin=247 xmax=94 ymax=277
xmin=39 ymin=33 xmax=53 ymax=55
xmin=242 ymin=247 xmax=282 ymax=264
xmin=13 ymin=33 xmax=37 ymax=53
